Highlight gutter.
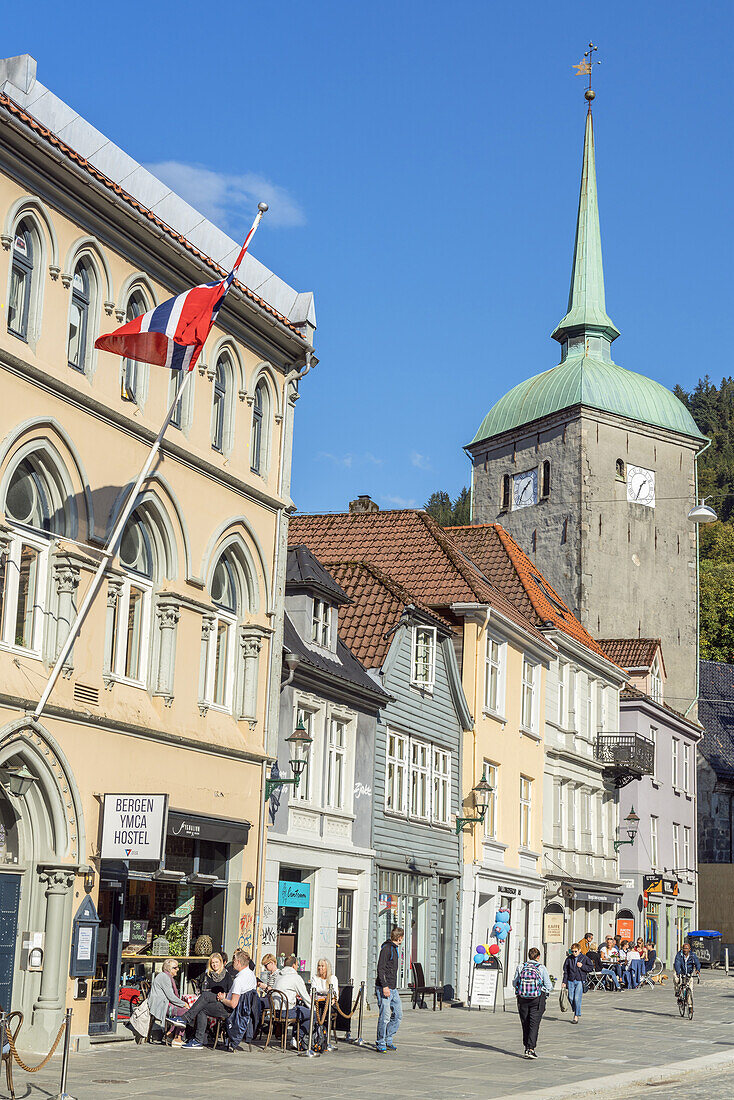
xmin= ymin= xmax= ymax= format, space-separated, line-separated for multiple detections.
xmin=685 ymin=437 xmax=712 ymax=718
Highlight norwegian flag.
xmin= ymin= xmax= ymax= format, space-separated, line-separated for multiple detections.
xmin=95 ymin=205 xmax=267 ymax=371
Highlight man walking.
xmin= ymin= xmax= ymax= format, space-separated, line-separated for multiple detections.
xmin=375 ymin=926 xmax=404 ymax=1053
xmin=512 ymin=947 xmax=552 ymax=1058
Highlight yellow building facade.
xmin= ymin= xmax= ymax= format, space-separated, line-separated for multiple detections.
xmin=0 ymin=55 xmax=314 ymax=1048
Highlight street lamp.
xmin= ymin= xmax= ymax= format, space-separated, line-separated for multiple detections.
xmin=265 ymin=718 xmax=314 ymax=800
xmin=0 ymin=762 xmax=37 ymax=798
xmin=687 ymin=498 xmax=717 ymax=524
xmin=455 ymin=776 xmax=494 ymax=835
xmin=613 ymin=806 xmax=640 ymax=852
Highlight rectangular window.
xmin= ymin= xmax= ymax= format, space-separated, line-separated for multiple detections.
xmin=326 ymin=718 xmax=347 ymax=810
xmin=410 ymin=739 xmax=430 ymax=820
xmin=557 ymin=661 xmax=566 ymax=726
xmin=649 ymin=727 xmax=658 ymax=780
xmin=683 ymin=743 xmax=691 ymax=793
xmin=412 ymin=627 xmax=436 ymax=688
xmin=311 ymin=599 xmax=331 ymax=648
xmin=672 ymin=738 xmax=680 ymax=788
xmin=0 ymin=535 xmax=48 ymax=656
xmin=580 ymin=788 xmax=591 ymax=836
xmin=483 ymin=762 xmax=498 ymax=839
xmin=109 ymin=577 xmax=152 ymax=687
xmin=292 ymin=707 xmax=315 ymax=802
xmin=485 ymin=635 xmax=503 ymax=713
xmin=169 ymin=369 xmax=183 ymax=429
xmin=521 ymin=658 xmax=537 ymax=732
xmin=683 ymin=825 xmax=691 ymax=871
xmin=200 ymin=612 xmax=236 ymax=709
xmin=567 ymin=783 xmax=576 ymax=847
xmin=585 ymin=678 xmax=594 ymax=738
xmin=386 ymin=731 xmax=407 ymax=815
xmin=519 ymin=776 xmax=532 ymax=848
xmin=650 ymin=815 xmax=659 ymax=867
xmin=673 ymin=823 xmax=681 ymax=870
xmin=432 ymin=749 xmax=451 ymax=826
xmin=598 ymin=685 xmax=609 ymax=733
xmin=570 ymin=668 xmax=578 ymax=731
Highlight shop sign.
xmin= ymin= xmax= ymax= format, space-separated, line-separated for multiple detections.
xmin=543 ymin=913 xmax=564 ymax=943
xmin=643 ymin=875 xmax=679 ymax=897
xmin=573 ymin=889 xmax=621 ymax=905
xmin=167 ymin=810 xmax=250 ymax=846
xmin=616 ymin=918 xmax=635 ymax=942
xmin=278 ymin=880 xmax=311 ymax=908
xmin=379 ymin=892 xmax=398 ymax=910
xmin=101 ymin=794 xmax=168 ymax=861
xmin=172 ymin=888 xmax=195 ymax=920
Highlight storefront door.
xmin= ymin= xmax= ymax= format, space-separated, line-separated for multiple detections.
xmin=89 ymin=880 xmax=124 ymax=1035
xmin=0 ymin=873 xmax=21 ymax=1011
xmin=336 ymin=889 xmax=353 ymax=986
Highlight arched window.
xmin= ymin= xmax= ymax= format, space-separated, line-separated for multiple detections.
xmin=68 ymin=260 xmax=96 ymax=373
xmin=250 ymin=379 xmax=271 ymax=475
xmin=8 ymin=221 xmax=34 ymax=340
xmin=105 ymin=511 xmax=155 ymax=685
xmin=615 ymin=459 xmax=626 ymax=481
xmin=211 ymin=357 xmax=230 ymax=452
xmin=541 ymin=460 xmax=551 ymax=499
xmin=501 ymin=474 xmax=511 ymax=513
xmin=201 ymin=545 xmax=258 ymax=715
xmin=121 ymin=290 xmax=148 ymax=403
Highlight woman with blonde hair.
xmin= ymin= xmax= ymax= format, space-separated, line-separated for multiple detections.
xmin=311 ymin=958 xmax=339 ymax=998
xmin=200 ymin=952 xmax=232 ymax=996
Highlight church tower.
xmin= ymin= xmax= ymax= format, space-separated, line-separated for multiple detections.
xmin=468 ymin=98 xmax=707 ymax=715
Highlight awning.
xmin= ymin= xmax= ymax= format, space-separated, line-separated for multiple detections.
xmin=167 ymin=810 xmax=251 ymax=847
xmin=572 ymin=887 xmax=623 ymax=905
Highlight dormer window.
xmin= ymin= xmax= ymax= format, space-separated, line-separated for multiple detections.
xmin=312 ymin=598 xmax=332 ymax=648
xmin=650 ymin=655 xmax=662 ymax=704
xmin=411 ymin=626 xmax=436 ymax=689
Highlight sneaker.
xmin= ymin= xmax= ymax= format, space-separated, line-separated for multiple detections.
xmin=168 ymin=1018 xmax=187 ymax=1029
xmin=527 ymin=1049 xmax=538 ymax=1058
xmin=182 ymin=1040 xmax=204 ymax=1049
xmin=290 ymin=1037 xmax=299 ymax=1050
xmin=524 ymin=1050 xmax=532 ymax=1058
xmin=170 ymin=1037 xmax=184 ymax=1049
xmin=375 ymin=1045 xmax=386 ymax=1054
xmin=386 ymin=1043 xmax=397 ymax=1051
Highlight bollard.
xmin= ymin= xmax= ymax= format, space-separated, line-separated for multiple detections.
xmin=55 ymin=1008 xmax=76 ymax=1100
xmin=352 ymin=981 xmax=366 ymax=1046
xmin=298 ymin=986 xmax=320 ymax=1058
xmin=726 ymin=947 xmax=730 ymax=975
xmin=325 ymin=989 xmax=336 ymax=1052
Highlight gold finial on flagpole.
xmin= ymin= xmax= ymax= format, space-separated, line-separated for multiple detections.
xmin=573 ymin=41 xmax=601 ymax=102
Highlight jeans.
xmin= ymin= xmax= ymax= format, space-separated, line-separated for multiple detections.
xmin=567 ymin=980 xmax=583 ymax=1016
xmin=600 ymin=967 xmax=621 ymax=990
xmin=376 ymin=987 xmax=403 ymax=1047
xmin=183 ymin=991 xmax=229 ymax=1043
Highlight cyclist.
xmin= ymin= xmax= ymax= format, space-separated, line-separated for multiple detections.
xmin=673 ymin=941 xmax=701 ymax=1002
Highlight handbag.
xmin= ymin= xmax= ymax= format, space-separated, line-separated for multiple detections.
xmin=130 ymin=997 xmax=152 ymax=1038
xmin=559 ymin=986 xmax=570 ymax=1013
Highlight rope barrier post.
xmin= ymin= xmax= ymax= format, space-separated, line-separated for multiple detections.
xmin=298 ymin=987 xmax=319 ymax=1058
xmin=325 ymin=989 xmax=336 ymax=1052
xmin=344 ymin=978 xmax=353 ymax=1042
xmin=55 ymin=1008 xmax=76 ymax=1100
xmin=0 ymin=1012 xmax=6 ymax=1067
xmin=352 ymin=981 xmax=366 ymax=1046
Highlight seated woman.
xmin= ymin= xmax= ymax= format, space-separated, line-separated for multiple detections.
xmin=200 ymin=952 xmax=233 ymax=996
xmin=148 ymin=959 xmax=189 ymax=1037
xmin=644 ymin=941 xmax=657 ymax=974
xmin=259 ymin=953 xmax=279 ymax=990
xmin=311 ymin=958 xmax=339 ymax=999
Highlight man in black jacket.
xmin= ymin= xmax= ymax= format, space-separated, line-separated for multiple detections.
xmin=375 ymin=926 xmax=404 ymax=1053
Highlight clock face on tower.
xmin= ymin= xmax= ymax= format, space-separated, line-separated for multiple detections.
xmin=513 ymin=469 xmax=538 ymax=510
xmin=627 ymin=465 xmax=655 ymax=508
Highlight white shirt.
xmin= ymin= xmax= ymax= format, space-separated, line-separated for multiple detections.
xmin=273 ymin=965 xmax=309 ymax=1009
xmin=312 ymin=974 xmax=339 ymax=998
xmin=231 ymin=967 xmax=257 ymax=998
xmin=626 ymin=949 xmax=641 ymax=964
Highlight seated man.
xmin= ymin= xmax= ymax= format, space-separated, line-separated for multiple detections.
xmin=272 ymin=954 xmax=310 ymax=1045
xmin=179 ymin=948 xmax=256 ymax=1050
xmin=673 ymin=942 xmax=701 ymax=998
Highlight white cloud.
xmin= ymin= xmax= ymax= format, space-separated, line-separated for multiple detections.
xmin=144 ymin=161 xmax=305 ymax=230
xmin=382 ymin=494 xmax=416 ymax=508
xmin=316 ymin=452 xmax=383 ymax=469
xmin=411 ymin=451 xmax=431 ymax=471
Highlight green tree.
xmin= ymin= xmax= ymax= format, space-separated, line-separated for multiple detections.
xmin=424 ymin=487 xmax=472 ymax=526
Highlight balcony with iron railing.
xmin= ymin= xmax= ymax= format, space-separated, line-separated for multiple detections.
xmin=594 ymin=733 xmax=655 ymax=788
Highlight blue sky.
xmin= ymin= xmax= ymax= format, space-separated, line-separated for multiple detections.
xmin=8 ymin=1 xmax=733 ymax=513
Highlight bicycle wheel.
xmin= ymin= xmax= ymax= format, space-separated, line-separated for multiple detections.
xmin=686 ymin=989 xmax=694 ymax=1020
xmin=678 ymin=991 xmax=686 ymax=1017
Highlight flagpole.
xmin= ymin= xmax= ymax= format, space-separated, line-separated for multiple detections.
xmin=31 ymin=205 xmax=268 ymax=723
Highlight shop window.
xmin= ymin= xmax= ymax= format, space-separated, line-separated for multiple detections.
xmin=378 ymin=870 xmax=430 ymax=988
xmin=411 ymin=626 xmax=436 ymax=688
xmin=645 ymin=901 xmax=659 ymax=946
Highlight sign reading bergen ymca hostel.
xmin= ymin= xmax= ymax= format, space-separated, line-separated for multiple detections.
xmin=101 ymin=794 xmax=168 ymax=861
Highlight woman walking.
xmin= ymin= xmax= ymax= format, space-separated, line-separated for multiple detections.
xmin=562 ymin=943 xmax=593 ymax=1023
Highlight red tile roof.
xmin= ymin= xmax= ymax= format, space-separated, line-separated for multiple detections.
xmin=288 ymin=510 xmax=550 ymax=647
xmin=325 ymin=561 xmax=453 ymax=669
xmin=597 ymin=638 xmax=665 ymax=674
xmin=446 ymin=524 xmax=618 ymax=665
xmin=0 ymin=92 xmax=303 ymax=338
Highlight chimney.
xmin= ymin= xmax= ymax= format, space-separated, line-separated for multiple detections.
xmin=349 ymin=495 xmax=379 ymax=515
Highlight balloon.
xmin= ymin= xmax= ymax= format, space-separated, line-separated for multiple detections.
xmin=482 ymin=944 xmax=492 ymax=954
xmin=473 ymin=953 xmax=484 ymax=964
xmin=475 ymin=945 xmax=485 ymax=955
xmin=488 ymin=944 xmax=500 ymax=956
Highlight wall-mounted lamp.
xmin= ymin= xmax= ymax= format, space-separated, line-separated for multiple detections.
xmin=0 ymin=762 xmax=37 ymax=798
xmin=245 ymin=881 xmax=255 ymax=905
xmin=688 ymin=498 xmax=717 ymax=524
xmin=265 ymin=718 xmax=314 ymax=801
xmin=79 ymin=865 xmax=96 ymax=894
xmin=613 ymin=806 xmax=640 ymax=852
xmin=455 ymin=776 xmax=494 ymax=835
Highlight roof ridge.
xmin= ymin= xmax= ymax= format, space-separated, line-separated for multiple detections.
xmin=325 ymin=559 xmax=454 ymax=632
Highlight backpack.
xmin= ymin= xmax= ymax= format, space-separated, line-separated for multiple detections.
xmin=516 ymin=962 xmax=542 ymax=998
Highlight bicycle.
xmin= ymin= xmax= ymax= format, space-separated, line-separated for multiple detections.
xmin=676 ymin=971 xmax=699 ymax=1019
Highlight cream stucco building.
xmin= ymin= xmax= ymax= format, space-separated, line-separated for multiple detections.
xmin=0 ymin=54 xmax=314 ymax=1049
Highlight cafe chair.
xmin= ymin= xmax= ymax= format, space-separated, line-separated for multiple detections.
xmin=410 ymin=963 xmax=442 ymax=1011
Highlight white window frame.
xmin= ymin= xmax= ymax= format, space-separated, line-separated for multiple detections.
xmin=521 ymin=657 xmax=539 ymax=734
xmin=672 ymin=737 xmax=680 ymax=789
xmin=557 ymin=661 xmax=566 ymax=726
xmin=292 ymin=705 xmax=318 ymax=803
xmin=519 ymin=775 xmax=532 ymax=849
xmin=385 ymin=730 xmax=408 ymax=816
xmin=683 ymin=742 xmax=691 ymax=794
xmin=410 ymin=738 xmax=431 ymax=821
xmin=201 ymin=608 xmax=237 ymax=710
xmin=385 ymin=731 xmax=452 ymax=825
xmin=484 ymin=631 xmax=506 ymax=716
xmin=432 ymin=748 xmax=451 ymax=826
xmin=326 ymin=715 xmax=348 ymax=810
xmin=649 ymin=727 xmax=658 ymax=781
xmin=683 ymin=825 xmax=691 ymax=871
xmin=650 ymin=815 xmax=659 ymax=868
xmin=411 ymin=626 xmax=436 ymax=689
xmin=673 ymin=822 xmax=681 ymax=870
xmin=567 ymin=782 xmax=576 ymax=848
xmin=483 ymin=761 xmax=498 ymax=839
xmin=650 ymin=655 xmax=663 ymax=703
xmin=311 ymin=598 xmax=332 ymax=648
xmin=585 ymin=678 xmax=594 ymax=738
xmin=109 ymin=575 xmax=153 ymax=688
xmin=0 ymin=530 xmax=49 ymax=658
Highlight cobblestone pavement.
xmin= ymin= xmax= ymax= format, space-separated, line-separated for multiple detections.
xmin=10 ymin=972 xmax=734 ymax=1100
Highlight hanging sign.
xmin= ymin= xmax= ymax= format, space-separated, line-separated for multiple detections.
xmin=643 ymin=875 xmax=679 ymax=897
xmin=278 ymin=881 xmax=311 ymax=908
xmin=379 ymin=892 xmax=398 ymax=910
xmin=101 ymin=794 xmax=168 ymax=861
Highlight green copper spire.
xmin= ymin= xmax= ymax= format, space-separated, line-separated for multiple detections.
xmin=552 ymin=106 xmax=620 ymax=349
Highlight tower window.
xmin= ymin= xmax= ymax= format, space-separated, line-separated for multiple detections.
xmin=615 ymin=459 xmax=625 ymax=481
xmin=541 ymin=460 xmax=551 ymax=499
xmin=500 ymin=475 xmax=510 ymax=513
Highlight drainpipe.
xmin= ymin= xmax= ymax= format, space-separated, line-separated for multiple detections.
xmin=253 ymin=759 xmax=268 ymax=967
xmin=685 ymin=438 xmax=711 ymax=719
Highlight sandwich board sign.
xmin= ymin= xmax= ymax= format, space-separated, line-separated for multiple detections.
xmin=469 ymin=955 xmax=504 ymax=1012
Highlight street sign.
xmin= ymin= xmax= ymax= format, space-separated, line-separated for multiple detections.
xmin=100 ymin=794 xmax=168 ymax=861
